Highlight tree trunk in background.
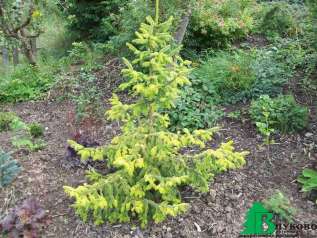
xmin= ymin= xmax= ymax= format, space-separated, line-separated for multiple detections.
xmin=174 ymin=9 xmax=192 ymax=45
xmin=2 ymin=47 xmax=9 ymax=66
xmin=13 ymin=48 xmax=19 ymax=65
xmin=21 ymin=37 xmax=36 ymax=66
xmin=31 ymin=37 xmax=37 ymax=58
xmin=19 ymin=28 xmax=37 ymax=66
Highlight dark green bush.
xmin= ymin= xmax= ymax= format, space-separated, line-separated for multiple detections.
xmin=257 ymin=1 xmax=301 ymax=38
xmin=250 ymin=95 xmax=309 ymax=133
xmin=28 ymin=123 xmax=44 ymax=138
xmin=63 ymin=0 xmax=128 ymax=42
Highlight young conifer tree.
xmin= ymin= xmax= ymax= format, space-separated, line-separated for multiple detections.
xmin=0 ymin=150 xmax=21 ymax=188
xmin=64 ymin=0 xmax=248 ymax=227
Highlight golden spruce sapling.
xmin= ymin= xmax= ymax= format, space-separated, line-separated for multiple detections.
xmin=64 ymin=5 xmax=248 ymax=227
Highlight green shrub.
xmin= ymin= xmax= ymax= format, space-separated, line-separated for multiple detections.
xmin=0 ymin=150 xmax=21 ymax=188
xmin=0 ymin=112 xmax=17 ymax=132
xmin=64 ymin=14 xmax=247 ymax=227
xmin=191 ymin=50 xmax=257 ymax=104
xmin=197 ymin=48 xmax=295 ymax=103
xmin=250 ymin=95 xmax=309 ymax=134
xmin=257 ymin=1 xmax=301 ymax=39
xmin=28 ymin=123 xmax=44 ymax=138
xmin=263 ymin=191 xmax=296 ymax=223
xmin=168 ymin=48 xmax=292 ymax=130
xmin=186 ymin=0 xmax=257 ymax=50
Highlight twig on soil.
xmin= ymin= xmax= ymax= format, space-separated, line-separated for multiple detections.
xmin=51 ymin=213 xmax=68 ymax=218
xmin=183 ymin=196 xmax=200 ymax=199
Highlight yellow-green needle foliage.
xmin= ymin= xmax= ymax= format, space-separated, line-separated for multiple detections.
xmin=64 ymin=16 xmax=248 ymax=228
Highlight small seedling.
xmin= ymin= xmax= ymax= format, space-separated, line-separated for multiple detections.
xmin=256 ymin=111 xmax=275 ymax=146
xmin=263 ymin=191 xmax=296 ymax=223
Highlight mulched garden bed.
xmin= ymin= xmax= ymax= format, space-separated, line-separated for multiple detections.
xmin=0 ymin=64 xmax=316 ymax=238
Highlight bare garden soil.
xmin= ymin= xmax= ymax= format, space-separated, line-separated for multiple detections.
xmin=0 ymin=62 xmax=317 ymax=238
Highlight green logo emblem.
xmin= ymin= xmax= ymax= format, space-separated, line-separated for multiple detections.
xmin=240 ymin=202 xmax=276 ymax=236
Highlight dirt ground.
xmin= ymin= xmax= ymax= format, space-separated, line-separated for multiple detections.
xmin=1 ymin=66 xmax=317 ymax=238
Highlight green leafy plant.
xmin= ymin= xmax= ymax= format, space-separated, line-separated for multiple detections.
xmin=250 ymin=95 xmax=308 ymax=134
xmin=11 ymin=120 xmax=45 ymax=152
xmin=168 ymin=74 xmax=224 ymax=131
xmin=250 ymin=48 xmax=291 ymax=98
xmin=186 ymin=0 xmax=257 ymax=50
xmin=71 ymin=70 xmax=103 ymax=122
xmin=28 ymin=123 xmax=44 ymax=138
xmin=263 ymin=191 xmax=296 ymax=223
xmin=0 ymin=112 xmax=17 ymax=132
xmin=8 ymin=117 xmax=28 ymax=132
xmin=0 ymin=150 xmax=21 ymax=188
xmin=169 ymin=46 xmax=294 ymax=130
xmin=11 ymin=137 xmax=45 ymax=152
xmin=0 ymin=64 xmax=55 ymax=103
xmin=298 ymin=168 xmax=317 ymax=203
xmin=255 ymin=110 xmax=275 ymax=145
xmin=0 ymin=112 xmax=46 ymax=152
xmin=64 ymin=9 xmax=247 ymax=228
